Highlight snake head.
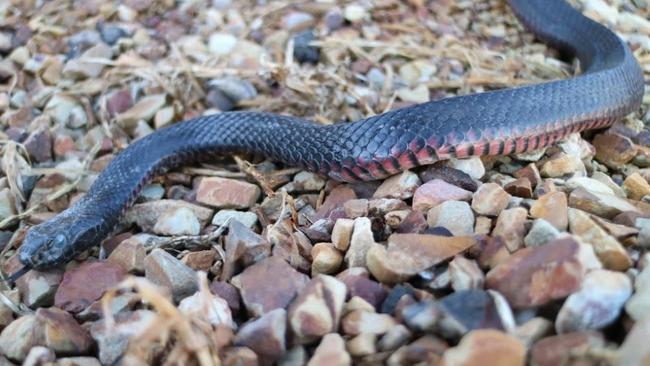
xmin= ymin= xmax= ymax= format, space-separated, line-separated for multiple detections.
xmin=19 ymin=212 xmax=106 ymax=270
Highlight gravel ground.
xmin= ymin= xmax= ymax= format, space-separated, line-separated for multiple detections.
xmin=0 ymin=0 xmax=649 ymax=365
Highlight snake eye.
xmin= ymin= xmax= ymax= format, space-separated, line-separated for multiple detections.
xmin=51 ymin=234 xmax=66 ymax=249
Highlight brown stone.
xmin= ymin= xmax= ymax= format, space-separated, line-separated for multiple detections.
xmin=492 ymin=208 xmax=528 ymax=251
xmin=540 ymin=153 xmax=579 ymax=178
xmin=345 ymin=217 xmax=375 ymax=268
xmin=234 ymin=308 xmax=286 ymax=366
xmin=316 ymin=185 xmax=357 ymax=220
xmin=504 ymin=177 xmax=532 ymax=198
xmin=107 ymin=238 xmax=146 ymax=274
xmin=569 ymin=187 xmax=640 ymax=219
xmin=342 ymin=309 xmax=397 ymax=336
xmin=331 ymin=218 xmax=354 ymax=251
xmin=373 ymin=170 xmax=420 ymax=199
xmin=440 ymin=330 xmax=525 ymax=366
xmin=181 ymin=249 xmax=216 ymax=272
xmin=530 ymin=191 xmax=568 ymax=230
xmin=624 ymin=172 xmax=650 ymax=200
xmin=307 ymin=333 xmax=351 ymax=366
xmin=144 ymin=249 xmax=198 ymax=303
xmin=288 ymin=275 xmax=347 ymax=343
xmin=412 ymin=179 xmax=472 ymax=212
xmin=593 ymin=133 xmax=637 ymax=168
xmin=530 ymin=332 xmax=604 ymax=366
xmin=311 ymin=243 xmax=343 ymax=275
xmin=485 ymin=237 xmax=601 ymax=308
xmin=367 ymin=234 xmax=476 ymax=284
xmin=568 ymin=208 xmax=632 ymax=271
xmin=231 ymin=257 xmax=309 ymax=317
xmin=471 ymin=183 xmax=510 ymax=216
xmin=222 ymin=220 xmax=271 ymax=280
xmin=54 ymin=261 xmax=126 ymax=313
xmin=514 ymin=163 xmax=541 ymax=187
xmin=196 ymin=177 xmax=261 ymax=209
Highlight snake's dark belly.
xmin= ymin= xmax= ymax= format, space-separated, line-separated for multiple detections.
xmin=17 ymin=0 xmax=645 ymax=270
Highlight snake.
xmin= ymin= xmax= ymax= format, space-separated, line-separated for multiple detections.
xmin=14 ymin=0 xmax=644 ymax=275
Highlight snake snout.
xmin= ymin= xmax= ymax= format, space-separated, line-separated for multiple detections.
xmin=20 ymin=227 xmax=68 ymax=269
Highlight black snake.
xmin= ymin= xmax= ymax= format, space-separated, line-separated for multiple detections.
xmin=15 ymin=0 xmax=644 ymax=274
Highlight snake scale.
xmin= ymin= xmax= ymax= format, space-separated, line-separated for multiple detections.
xmin=15 ymin=0 xmax=644 ymax=273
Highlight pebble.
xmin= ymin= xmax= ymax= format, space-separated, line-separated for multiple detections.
xmin=288 ymin=275 xmax=347 ymax=343
xmin=23 ymin=126 xmax=52 ymax=162
xmin=345 ymin=217 xmax=375 ymax=268
xmin=524 ymin=219 xmax=560 ymax=247
xmin=90 ymin=310 xmax=156 ymax=365
xmin=123 ymin=199 xmax=213 ymax=233
xmin=62 ymin=42 xmax=112 ymax=79
xmin=316 ymin=185 xmax=357 ymax=219
xmin=437 ymin=290 xmax=506 ymax=338
xmin=337 ymin=269 xmax=387 ymax=309
xmin=412 ymin=179 xmax=473 ymax=212
xmin=624 ymin=265 xmax=650 ymax=321
xmin=181 ymin=249 xmax=217 ymax=272
xmin=530 ymin=191 xmax=568 ymax=230
xmin=0 ymin=308 xmax=93 ymax=362
xmin=144 ymin=249 xmax=198 ymax=302
xmin=344 ymin=4 xmax=367 ymax=22
xmin=492 ymin=207 xmax=528 ymax=251
xmin=593 ymin=132 xmax=637 ymax=168
xmin=504 ymin=177 xmax=533 ymax=198
xmin=152 ymin=206 xmax=201 ymax=236
xmin=222 ymin=220 xmax=270 ymax=280
xmin=447 ymin=157 xmax=485 ymax=180
xmin=282 ymin=12 xmax=315 ymax=31
xmin=342 ymin=310 xmax=397 ymax=336
xmin=331 ymin=218 xmax=354 ymax=251
xmin=14 ymin=268 xmax=62 ymax=308
xmin=106 ymin=238 xmax=146 ymax=273
xmin=209 ymin=78 xmax=257 ymax=104
xmin=568 ymin=208 xmax=632 ymax=271
xmin=530 ymin=332 xmax=604 ymax=366
xmin=569 ymin=187 xmax=640 ymax=219
xmin=44 ymin=94 xmax=88 ymax=128
xmin=566 ymin=176 xmax=615 ymax=195
xmin=234 ymin=308 xmax=287 ymax=365
xmin=138 ymin=183 xmax=165 ymax=202
xmin=116 ymin=94 xmax=167 ymax=128
xmin=427 ymin=201 xmax=475 ymax=236
xmin=540 ymin=153 xmax=580 ymax=177
xmin=367 ymin=234 xmax=476 ymax=284
xmin=208 ymin=32 xmax=238 ymax=55
xmin=211 ymin=210 xmax=256 ymax=228
xmin=179 ymin=289 xmax=235 ymax=328
xmin=448 ymin=256 xmax=485 ymax=291
xmin=307 ymin=333 xmax=351 ymax=366
xmin=0 ymin=188 xmax=16 ymax=220
xmin=293 ymin=171 xmax=325 ymax=191
xmin=231 ymin=257 xmax=309 ymax=317
xmin=373 ymin=170 xmax=420 ymax=199
xmin=439 ymin=330 xmax=525 ymax=366
xmin=210 ymin=281 xmax=242 ymax=316
xmin=624 ymin=172 xmax=650 ymax=200
xmin=555 ymin=269 xmax=631 ymax=333
xmin=486 ymin=237 xmax=601 ymax=308
xmin=471 ymin=183 xmax=510 ymax=216
xmin=312 ymin=243 xmax=343 ymax=275
xmin=378 ymin=324 xmax=412 ymax=352
xmin=591 ymin=171 xmax=627 ymax=197
xmin=292 ymin=30 xmax=320 ymax=64
xmin=54 ymin=261 xmax=126 ymax=313
xmin=196 ymin=177 xmax=261 ymax=209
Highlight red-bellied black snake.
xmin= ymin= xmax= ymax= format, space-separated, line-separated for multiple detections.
xmin=15 ymin=0 xmax=644 ymax=273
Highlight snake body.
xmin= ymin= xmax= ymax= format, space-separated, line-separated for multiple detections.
xmin=18 ymin=0 xmax=644 ymax=270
